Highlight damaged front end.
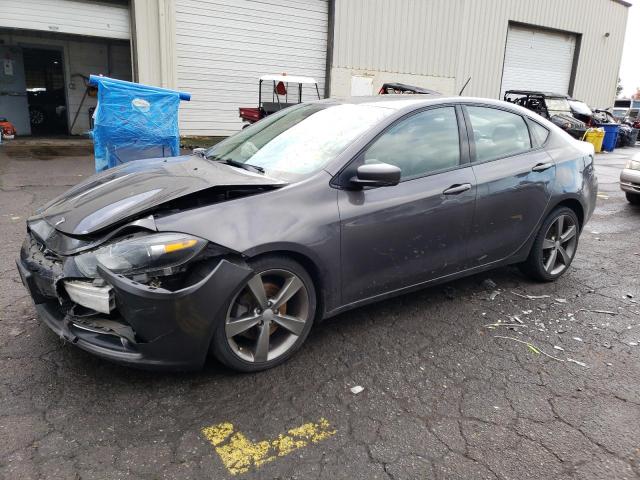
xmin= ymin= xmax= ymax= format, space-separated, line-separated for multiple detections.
xmin=17 ymin=218 xmax=253 ymax=370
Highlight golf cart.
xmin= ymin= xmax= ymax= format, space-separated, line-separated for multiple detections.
xmin=504 ymin=90 xmax=587 ymax=139
xmin=239 ymin=74 xmax=320 ymax=127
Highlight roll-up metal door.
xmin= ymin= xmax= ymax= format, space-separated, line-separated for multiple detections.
xmin=0 ymin=0 xmax=130 ymax=40
xmin=501 ymin=25 xmax=577 ymax=97
xmin=175 ymin=0 xmax=329 ymax=136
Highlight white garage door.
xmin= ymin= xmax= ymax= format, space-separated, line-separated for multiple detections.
xmin=0 ymin=0 xmax=130 ymax=39
xmin=175 ymin=0 xmax=328 ymax=136
xmin=501 ymin=25 xmax=577 ymax=98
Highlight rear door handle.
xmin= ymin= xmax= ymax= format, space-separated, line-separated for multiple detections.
xmin=531 ymin=162 xmax=554 ymax=172
xmin=443 ymin=183 xmax=472 ymax=195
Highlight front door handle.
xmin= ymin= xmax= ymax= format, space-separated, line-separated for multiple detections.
xmin=531 ymin=162 xmax=554 ymax=172
xmin=443 ymin=183 xmax=472 ymax=195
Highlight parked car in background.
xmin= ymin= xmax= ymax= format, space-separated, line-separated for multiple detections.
xmin=504 ymin=90 xmax=587 ymax=139
xmin=17 ymin=96 xmax=597 ymax=372
xmin=621 ymin=153 xmax=640 ymax=204
xmin=378 ymin=83 xmax=440 ymax=95
xmin=238 ymin=74 xmax=320 ymax=127
xmin=567 ymin=98 xmax=594 ymax=125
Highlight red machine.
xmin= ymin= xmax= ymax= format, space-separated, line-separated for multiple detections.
xmin=0 ymin=118 xmax=17 ymax=139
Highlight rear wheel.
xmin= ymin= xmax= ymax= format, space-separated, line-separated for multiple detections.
xmin=211 ymin=256 xmax=316 ymax=372
xmin=521 ymin=207 xmax=580 ymax=282
xmin=626 ymin=192 xmax=640 ymax=205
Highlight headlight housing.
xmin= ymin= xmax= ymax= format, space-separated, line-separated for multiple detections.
xmin=75 ymin=232 xmax=207 ymax=278
xmin=625 ymin=159 xmax=640 ymax=171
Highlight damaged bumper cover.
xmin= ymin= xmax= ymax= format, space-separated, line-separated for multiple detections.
xmin=17 ymin=252 xmax=252 ymax=370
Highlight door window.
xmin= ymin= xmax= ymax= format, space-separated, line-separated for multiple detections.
xmin=467 ymin=106 xmax=532 ymax=162
xmin=364 ymin=107 xmax=460 ymax=179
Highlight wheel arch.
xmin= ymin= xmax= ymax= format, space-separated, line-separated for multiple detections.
xmin=243 ymin=245 xmax=331 ymax=321
xmin=552 ymin=198 xmax=585 ymax=230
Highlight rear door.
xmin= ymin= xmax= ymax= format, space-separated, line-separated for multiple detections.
xmin=464 ymin=105 xmax=555 ymax=266
xmin=337 ymin=105 xmax=477 ymax=305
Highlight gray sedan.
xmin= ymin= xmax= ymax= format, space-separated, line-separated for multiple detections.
xmin=17 ymin=96 xmax=598 ymax=372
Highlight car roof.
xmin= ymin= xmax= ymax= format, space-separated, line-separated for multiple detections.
xmin=316 ymin=95 xmax=533 ymax=113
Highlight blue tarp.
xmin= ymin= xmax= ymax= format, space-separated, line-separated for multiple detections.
xmin=89 ymin=75 xmax=191 ymax=172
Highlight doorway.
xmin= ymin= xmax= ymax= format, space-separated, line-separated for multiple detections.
xmin=23 ymin=47 xmax=68 ymax=135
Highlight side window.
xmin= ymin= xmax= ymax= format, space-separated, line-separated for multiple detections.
xmin=364 ymin=107 xmax=460 ymax=179
xmin=467 ymin=106 xmax=532 ymax=162
xmin=528 ymin=120 xmax=550 ymax=146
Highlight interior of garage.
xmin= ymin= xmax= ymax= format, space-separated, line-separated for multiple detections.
xmin=0 ymin=28 xmax=132 ymax=137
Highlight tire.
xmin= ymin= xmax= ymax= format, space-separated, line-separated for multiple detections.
xmin=211 ymin=255 xmax=316 ymax=372
xmin=626 ymin=192 xmax=640 ymax=205
xmin=520 ymin=207 xmax=580 ymax=282
xmin=29 ymin=107 xmax=46 ymax=127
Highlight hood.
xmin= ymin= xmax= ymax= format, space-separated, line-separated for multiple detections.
xmin=31 ymin=155 xmax=286 ymax=236
xmin=550 ymin=113 xmax=586 ymax=129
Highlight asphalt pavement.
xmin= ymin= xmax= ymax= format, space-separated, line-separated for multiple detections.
xmin=1 ymin=141 xmax=639 ymax=479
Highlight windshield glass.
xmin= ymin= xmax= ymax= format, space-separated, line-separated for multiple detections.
xmin=545 ymin=98 xmax=571 ymax=113
xmin=205 ymin=103 xmax=394 ymax=180
xmin=568 ymin=100 xmax=592 ymax=116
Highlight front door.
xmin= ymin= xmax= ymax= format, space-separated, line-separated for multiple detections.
xmin=338 ymin=106 xmax=476 ymax=305
xmin=463 ymin=105 xmax=555 ymax=266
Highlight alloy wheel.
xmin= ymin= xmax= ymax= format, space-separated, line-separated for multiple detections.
xmin=541 ymin=214 xmax=577 ymax=275
xmin=225 ymin=269 xmax=310 ymax=363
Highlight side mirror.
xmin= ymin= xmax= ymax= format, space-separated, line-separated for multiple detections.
xmin=193 ymin=147 xmax=206 ymax=157
xmin=350 ymin=162 xmax=401 ymax=188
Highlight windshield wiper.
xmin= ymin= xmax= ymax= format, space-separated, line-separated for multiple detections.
xmin=221 ymin=158 xmax=265 ymax=174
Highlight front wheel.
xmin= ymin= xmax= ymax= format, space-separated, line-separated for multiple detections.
xmin=626 ymin=192 xmax=640 ymax=205
xmin=521 ymin=207 xmax=580 ymax=282
xmin=211 ymin=256 xmax=316 ymax=372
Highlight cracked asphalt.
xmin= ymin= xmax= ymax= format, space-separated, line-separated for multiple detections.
xmin=1 ymin=141 xmax=639 ymax=479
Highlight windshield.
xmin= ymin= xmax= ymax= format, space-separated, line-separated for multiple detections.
xmin=545 ymin=98 xmax=571 ymax=113
xmin=612 ymin=108 xmax=627 ymax=119
xmin=568 ymin=100 xmax=592 ymax=116
xmin=205 ymin=103 xmax=394 ymax=180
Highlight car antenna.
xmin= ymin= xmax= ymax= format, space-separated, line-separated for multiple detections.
xmin=458 ymin=77 xmax=471 ymax=96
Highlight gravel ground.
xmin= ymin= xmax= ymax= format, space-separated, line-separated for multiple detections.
xmin=1 ymin=143 xmax=639 ymax=480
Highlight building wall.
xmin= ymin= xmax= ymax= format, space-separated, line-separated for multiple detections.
xmin=332 ymin=0 xmax=628 ymax=107
xmin=0 ymin=30 xmax=131 ymax=134
xmin=131 ymin=0 xmax=177 ymax=89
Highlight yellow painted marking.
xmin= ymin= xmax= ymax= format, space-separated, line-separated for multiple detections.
xmin=201 ymin=418 xmax=336 ymax=475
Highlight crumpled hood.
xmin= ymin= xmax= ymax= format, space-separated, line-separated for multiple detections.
xmin=30 ymin=155 xmax=286 ymax=236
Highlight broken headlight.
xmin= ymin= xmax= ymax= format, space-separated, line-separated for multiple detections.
xmin=75 ymin=232 xmax=207 ymax=278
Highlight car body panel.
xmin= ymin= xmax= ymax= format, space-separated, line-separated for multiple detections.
xmin=469 ymin=148 xmax=555 ymax=266
xmin=338 ymin=166 xmax=476 ymax=304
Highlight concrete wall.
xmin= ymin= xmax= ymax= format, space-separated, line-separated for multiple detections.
xmin=0 ymin=30 xmax=131 ymax=134
xmin=331 ymin=0 xmax=629 ymax=107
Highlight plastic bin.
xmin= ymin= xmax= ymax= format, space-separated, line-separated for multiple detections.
xmin=582 ymin=128 xmax=605 ymax=153
xmin=599 ymin=123 xmax=620 ymax=152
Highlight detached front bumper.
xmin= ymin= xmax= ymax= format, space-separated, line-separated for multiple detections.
xmin=17 ymin=254 xmax=252 ymax=370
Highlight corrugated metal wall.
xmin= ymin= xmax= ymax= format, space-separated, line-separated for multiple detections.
xmin=333 ymin=0 xmax=628 ymax=107
xmin=0 ymin=0 xmax=130 ymax=40
xmin=174 ymin=0 xmax=328 ymax=136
